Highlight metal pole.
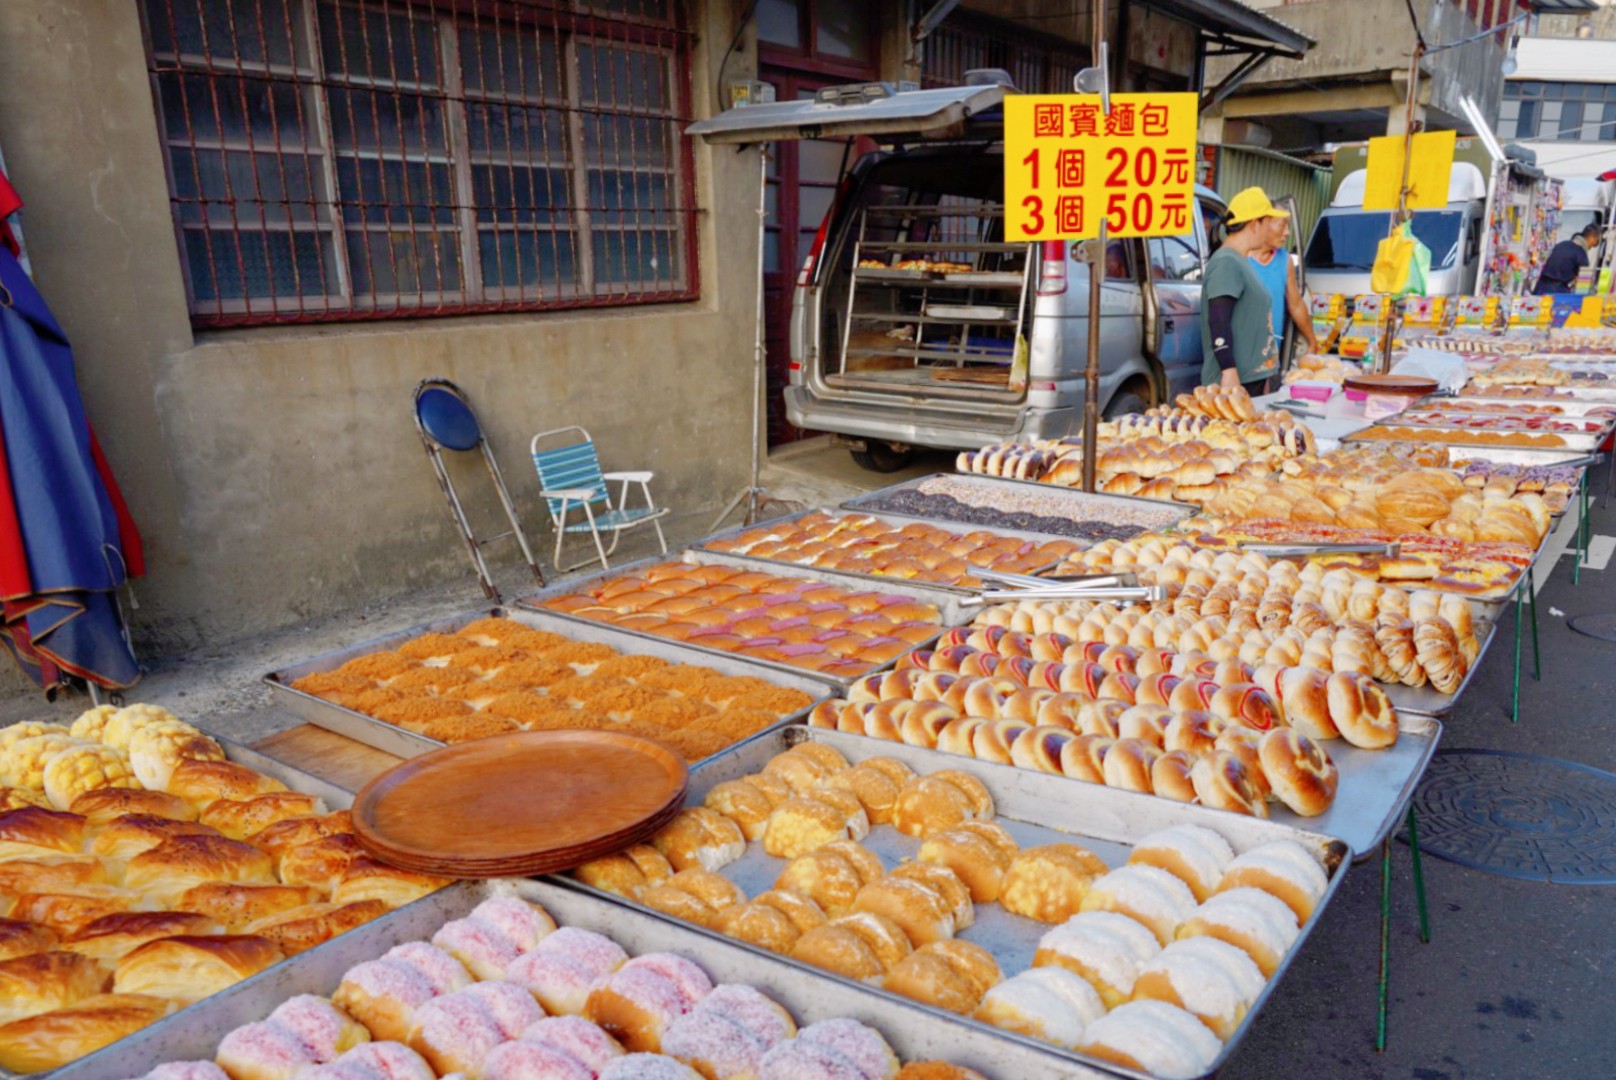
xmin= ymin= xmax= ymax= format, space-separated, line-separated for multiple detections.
xmin=1081 ymin=1 xmax=1109 ymax=494
xmin=710 ymin=146 xmax=772 ymax=531
xmin=1380 ymin=42 xmax=1424 ymax=374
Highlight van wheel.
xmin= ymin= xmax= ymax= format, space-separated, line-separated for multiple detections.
xmin=850 ymin=444 xmax=915 ymax=473
xmin=1103 ymin=389 xmax=1149 ymax=419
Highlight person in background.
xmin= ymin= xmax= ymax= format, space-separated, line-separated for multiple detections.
xmin=1250 ymin=211 xmax=1319 ymax=359
xmin=1200 ymin=188 xmax=1285 ymax=394
xmin=1534 ymin=222 xmax=1602 ymax=295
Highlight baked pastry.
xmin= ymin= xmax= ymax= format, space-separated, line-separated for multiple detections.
xmin=973 ymin=966 xmax=1105 ymax=1049
xmin=64 ymin=911 xmax=221 ymax=962
xmin=165 ymin=760 xmax=287 ymax=809
xmin=278 ymin=834 xmax=366 ymax=894
xmin=177 ymin=884 xmax=322 ymax=931
xmin=332 ymin=959 xmax=438 ymax=1043
xmin=1217 ymin=840 xmax=1330 ymax=922
xmin=585 ymin=954 xmax=712 ymax=1054
xmin=244 ymin=812 xmax=354 ymax=861
xmin=0 ymin=854 xmax=108 ymax=895
xmin=1128 ymin=824 xmax=1236 ymax=902
xmin=883 ymin=940 xmax=1000 ymax=1014
xmin=91 ymin=814 xmax=221 ymax=861
xmin=124 ymin=835 xmax=277 ymax=906
xmin=0 ymin=950 xmax=112 ymax=1026
xmin=199 ymin=793 xmax=327 ymax=841
xmin=405 ymin=991 xmax=506 ymax=1076
xmin=504 ymin=928 xmax=627 ymax=1016
xmin=917 ymin=824 xmax=1016 ymax=903
xmin=128 ymin=726 xmax=226 ymax=792
xmin=1133 ymin=936 xmax=1266 ymax=1040
xmin=0 ymin=918 xmax=59 ymax=962
xmin=1176 ymin=887 xmax=1300 ymax=976
xmin=714 ymin=901 xmax=800 ymax=953
xmin=818 ymin=764 xmax=902 ymax=825
xmin=652 ymin=809 xmax=746 ymax=872
xmin=70 ymin=787 xmax=198 ymax=825
xmin=788 ymin=924 xmax=884 ymax=981
xmin=517 ymin=1014 xmax=629 ymax=1074
xmin=333 ymin=859 xmax=452 ymax=908
xmin=773 ymin=844 xmax=882 ymax=916
xmin=574 ymin=845 xmax=674 ymax=900
xmin=267 ymin=994 xmax=372 ymax=1060
xmin=0 ymin=993 xmax=174 ymax=1073
xmin=100 ymin=706 xmax=184 ymax=752
xmin=1033 ymin=909 xmax=1161 ymax=1007
xmin=113 ymin=935 xmax=284 ymax=1003
xmin=1077 ymin=999 xmax=1222 ymax=1079
xmin=999 ymin=844 xmax=1107 ymax=923
xmin=9 ymin=885 xmax=144 ymax=937
xmin=1189 ymin=750 xmax=1268 ymax=818
xmin=1325 ymin=672 xmax=1399 ymax=749
xmin=849 ymin=878 xmax=954 ymax=947
xmin=40 ymin=745 xmax=137 ymax=812
xmin=702 ymin=779 xmax=778 ymax=840
xmin=1080 ymin=865 xmax=1197 ymax=946
xmin=0 ymin=734 xmax=88 ymax=794
xmin=1259 ymin=729 xmax=1338 ymax=816
xmin=246 ymin=901 xmax=388 ymax=956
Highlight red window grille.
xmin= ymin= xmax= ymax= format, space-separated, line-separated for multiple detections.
xmin=140 ymin=0 xmax=698 ymax=327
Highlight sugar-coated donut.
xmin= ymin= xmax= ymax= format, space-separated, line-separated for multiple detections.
xmin=1077 ymin=999 xmax=1222 ymax=1080
xmin=973 ymin=966 xmax=1104 ymax=1049
xmin=1176 ymin=887 xmax=1301 ymax=976
xmin=659 ymin=1010 xmax=765 ymax=1080
xmin=456 ymin=981 xmax=544 ymax=1039
xmin=1133 ymin=937 xmax=1266 ymax=1040
xmin=1080 ymin=865 xmax=1197 ymax=945
xmin=431 ymin=918 xmax=520 ymax=982
xmin=332 ymin=960 xmax=436 ymax=1043
xmin=503 ymin=928 xmax=627 ymax=1015
xmin=265 ymin=995 xmax=370 ymax=1061
xmin=1216 ymin=840 xmax=1329 ymax=922
xmin=795 ymin=1018 xmax=899 ymax=1080
xmin=481 ymin=1040 xmax=592 ymax=1080
xmin=597 ymin=1054 xmax=703 ymax=1080
xmin=382 ymin=943 xmax=473 ymax=994
xmin=405 ymin=993 xmax=505 ymax=1077
xmin=1032 ymin=909 xmax=1162 ymax=1008
xmin=336 ymin=1042 xmax=434 ymax=1080
xmin=518 ymin=1015 xmax=625 ymax=1074
xmin=1128 ymin=824 xmax=1236 ymax=902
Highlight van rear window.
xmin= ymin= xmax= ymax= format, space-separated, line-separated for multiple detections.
xmin=1305 ymin=211 xmax=1463 ymax=272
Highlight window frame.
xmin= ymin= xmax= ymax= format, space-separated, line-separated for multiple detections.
xmin=756 ymin=0 xmax=881 ymax=81
xmin=140 ymin=0 xmax=699 ymax=328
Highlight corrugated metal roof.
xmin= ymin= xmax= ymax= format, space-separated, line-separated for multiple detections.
xmin=1141 ymin=0 xmax=1314 ymax=58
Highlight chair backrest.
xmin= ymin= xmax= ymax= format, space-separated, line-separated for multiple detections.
xmin=531 ymin=427 xmax=609 ymax=517
xmin=414 ymin=379 xmax=483 ymax=452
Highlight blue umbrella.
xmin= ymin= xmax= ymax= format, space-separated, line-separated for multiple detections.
xmin=0 ymin=245 xmax=142 ymax=693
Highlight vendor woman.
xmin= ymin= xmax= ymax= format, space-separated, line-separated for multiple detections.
xmin=1200 ymin=188 xmax=1285 ymax=394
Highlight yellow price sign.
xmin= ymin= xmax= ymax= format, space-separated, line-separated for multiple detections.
xmin=1005 ymin=93 xmax=1199 ymax=241
xmin=1363 ymin=130 xmax=1457 ymax=212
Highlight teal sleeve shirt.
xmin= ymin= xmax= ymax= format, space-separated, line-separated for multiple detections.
xmin=1200 ymin=246 xmax=1277 ymax=386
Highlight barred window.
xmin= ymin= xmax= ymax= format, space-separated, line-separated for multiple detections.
xmin=141 ymin=0 xmax=696 ymax=326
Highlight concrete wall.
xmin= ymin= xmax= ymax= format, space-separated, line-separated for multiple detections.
xmin=0 ymin=1 xmax=760 ymax=656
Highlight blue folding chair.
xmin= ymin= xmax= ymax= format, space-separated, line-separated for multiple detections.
xmin=531 ymin=426 xmax=670 ymax=572
xmin=413 ymin=378 xmax=544 ymax=600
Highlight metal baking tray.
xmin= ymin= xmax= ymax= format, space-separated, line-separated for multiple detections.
xmin=1444 ymin=446 xmax=1596 ymax=468
xmin=0 ymin=737 xmax=370 ymax=1079
xmin=1458 ymin=385 xmax=1616 ymax=403
xmin=1414 ymin=394 xmax=1616 ymax=418
xmin=264 ymin=606 xmax=835 ymax=764
xmin=841 ymin=472 xmax=1195 ymax=539
xmin=516 ymin=552 xmax=962 ymax=693
xmin=47 ymin=877 xmax=1118 ymax=1080
xmin=693 ymin=506 xmax=1079 ymax=597
xmin=571 ymin=725 xmax=1350 ymax=1080
xmin=1342 ymin=425 xmax=1603 ymax=452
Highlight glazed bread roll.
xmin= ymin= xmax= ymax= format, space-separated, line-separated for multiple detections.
xmin=973 ymin=967 xmax=1105 ymax=1049
xmin=332 ymin=859 xmax=451 ymax=909
xmin=70 ymin=788 xmax=198 ymax=826
xmin=199 ymin=793 xmax=327 ymax=842
xmin=999 ymin=844 xmax=1108 ymax=923
xmin=1032 ymin=910 xmax=1161 ymax=1008
xmin=64 ymin=911 xmax=222 ymax=962
xmin=1259 ymin=729 xmax=1339 ymax=817
xmin=1217 ymin=840 xmax=1330 ymax=922
xmin=9 ymin=886 xmax=145 ymax=937
xmin=762 ymin=793 xmax=866 ymax=860
xmin=0 ymin=993 xmax=174 ymax=1073
xmin=165 ymin=760 xmax=287 ymax=809
xmin=1060 ymin=734 xmax=1114 ymax=784
xmin=1077 ymin=999 xmax=1222 ymax=1079
xmin=245 ymin=901 xmax=388 ymax=956
xmin=177 ymin=884 xmax=322 ymax=931
xmin=849 ymin=878 xmax=955 ymax=947
xmin=887 ymin=863 xmax=974 ymax=932
xmin=1325 ymin=672 xmax=1399 ymax=749
xmin=702 ymin=779 xmax=777 ymax=840
xmin=0 ymin=855 xmax=108 ymax=896
xmin=917 ymin=826 xmax=1016 ymax=903
xmin=90 ymin=815 xmax=222 ymax=861
xmin=113 ymin=935 xmax=284 ymax=1003
xmin=0 ymin=950 xmax=112 ymax=1026
xmin=651 ymin=808 xmax=746 ymax=873
xmin=1175 ymin=888 xmax=1300 ymax=976
xmin=1133 ymin=937 xmax=1266 ymax=1041
xmin=831 ymin=912 xmax=913 ymax=972
xmin=278 ymin=834 xmax=366 ymax=894
xmin=573 ymin=845 xmax=673 ymax=900
xmin=773 ymin=843 xmax=882 ymax=916
xmin=819 ymin=764 xmax=904 ymax=826
xmin=715 ymin=900 xmax=800 ymax=953
xmin=1128 ymin=824 xmax=1236 ymax=903
xmin=1276 ymin=667 xmax=1336 ymax=740
xmin=1102 ymin=738 xmax=1160 ymax=794
xmin=124 ymin=835 xmax=277 ymax=906
xmin=1150 ymin=751 xmax=1199 ymax=804
xmin=1189 ymin=750 xmax=1268 ymax=818
xmin=1080 ymin=866 xmax=1197 ymax=946
xmin=789 ymin=924 xmax=885 ymax=981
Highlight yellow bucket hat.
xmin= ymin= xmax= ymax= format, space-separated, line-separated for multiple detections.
xmin=1225 ymin=187 xmax=1290 ymax=226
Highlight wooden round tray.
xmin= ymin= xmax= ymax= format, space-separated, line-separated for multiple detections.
xmin=352 ymin=731 xmax=689 ymax=877
xmin=1343 ymin=373 xmax=1438 ymax=395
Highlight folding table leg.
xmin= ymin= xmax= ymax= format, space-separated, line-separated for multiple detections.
xmin=1406 ymin=806 xmax=1430 ymax=945
xmin=1575 ymin=472 xmax=1587 ymax=585
xmin=1529 ymin=565 xmax=1540 ymax=683
xmin=1511 ymin=577 xmax=1524 ymax=725
xmin=1377 ymin=835 xmax=1392 ymax=1052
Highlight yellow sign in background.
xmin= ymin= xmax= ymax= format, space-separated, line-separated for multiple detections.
xmin=1363 ymin=130 xmax=1457 ymax=212
xmin=1005 ymin=93 xmax=1199 ymax=241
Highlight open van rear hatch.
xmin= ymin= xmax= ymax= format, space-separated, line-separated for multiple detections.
xmin=686 ymin=83 xmax=1009 ymax=144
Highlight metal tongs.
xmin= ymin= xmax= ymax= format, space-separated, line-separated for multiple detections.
xmin=962 ymin=584 xmax=1167 ymax=608
xmin=1548 ymin=454 xmax=1601 ymax=470
xmin=1238 ymin=541 xmax=1402 ymax=558
xmin=972 ymin=568 xmax=1139 ymax=590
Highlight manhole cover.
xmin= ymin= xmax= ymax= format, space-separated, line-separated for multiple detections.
xmin=1568 ymin=612 xmax=1616 ymax=643
xmin=1408 ymin=751 xmax=1616 ymax=884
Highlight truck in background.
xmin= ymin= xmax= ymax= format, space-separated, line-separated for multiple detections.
xmin=1556 ymin=176 xmax=1615 ymax=267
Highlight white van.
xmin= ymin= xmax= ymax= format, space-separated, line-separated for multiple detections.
xmin=1557 ymin=176 xmax=1614 ymax=265
xmin=690 ymin=80 xmax=1229 ymax=472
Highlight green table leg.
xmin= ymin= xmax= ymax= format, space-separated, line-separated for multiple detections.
xmin=1512 ymin=576 xmax=1524 ymax=725
xmin=1407 ymin=806 xmax=1430 ymax=945
xmin=1529 ymin=564 xmax=1540 ymax=682
xmin=1377 ymin=835 xmax=1392 ymax=1052
xmin=1576 ymin=472 xmax=1587 ymax=585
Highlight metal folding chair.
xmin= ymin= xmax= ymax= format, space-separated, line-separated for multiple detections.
xmin=413 ymin=378 xmax=544 ymax=601
xmin=531 ymin=426 xmax=670 ymax=572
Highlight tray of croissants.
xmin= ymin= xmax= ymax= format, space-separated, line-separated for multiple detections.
xmin=42 ymin=874 xmax=1080 ymax=1080
xmin=566 ymin=730 xmax=1350 ymax=1080
xmin=0 ymin=704 xmax=459 ymax=1075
